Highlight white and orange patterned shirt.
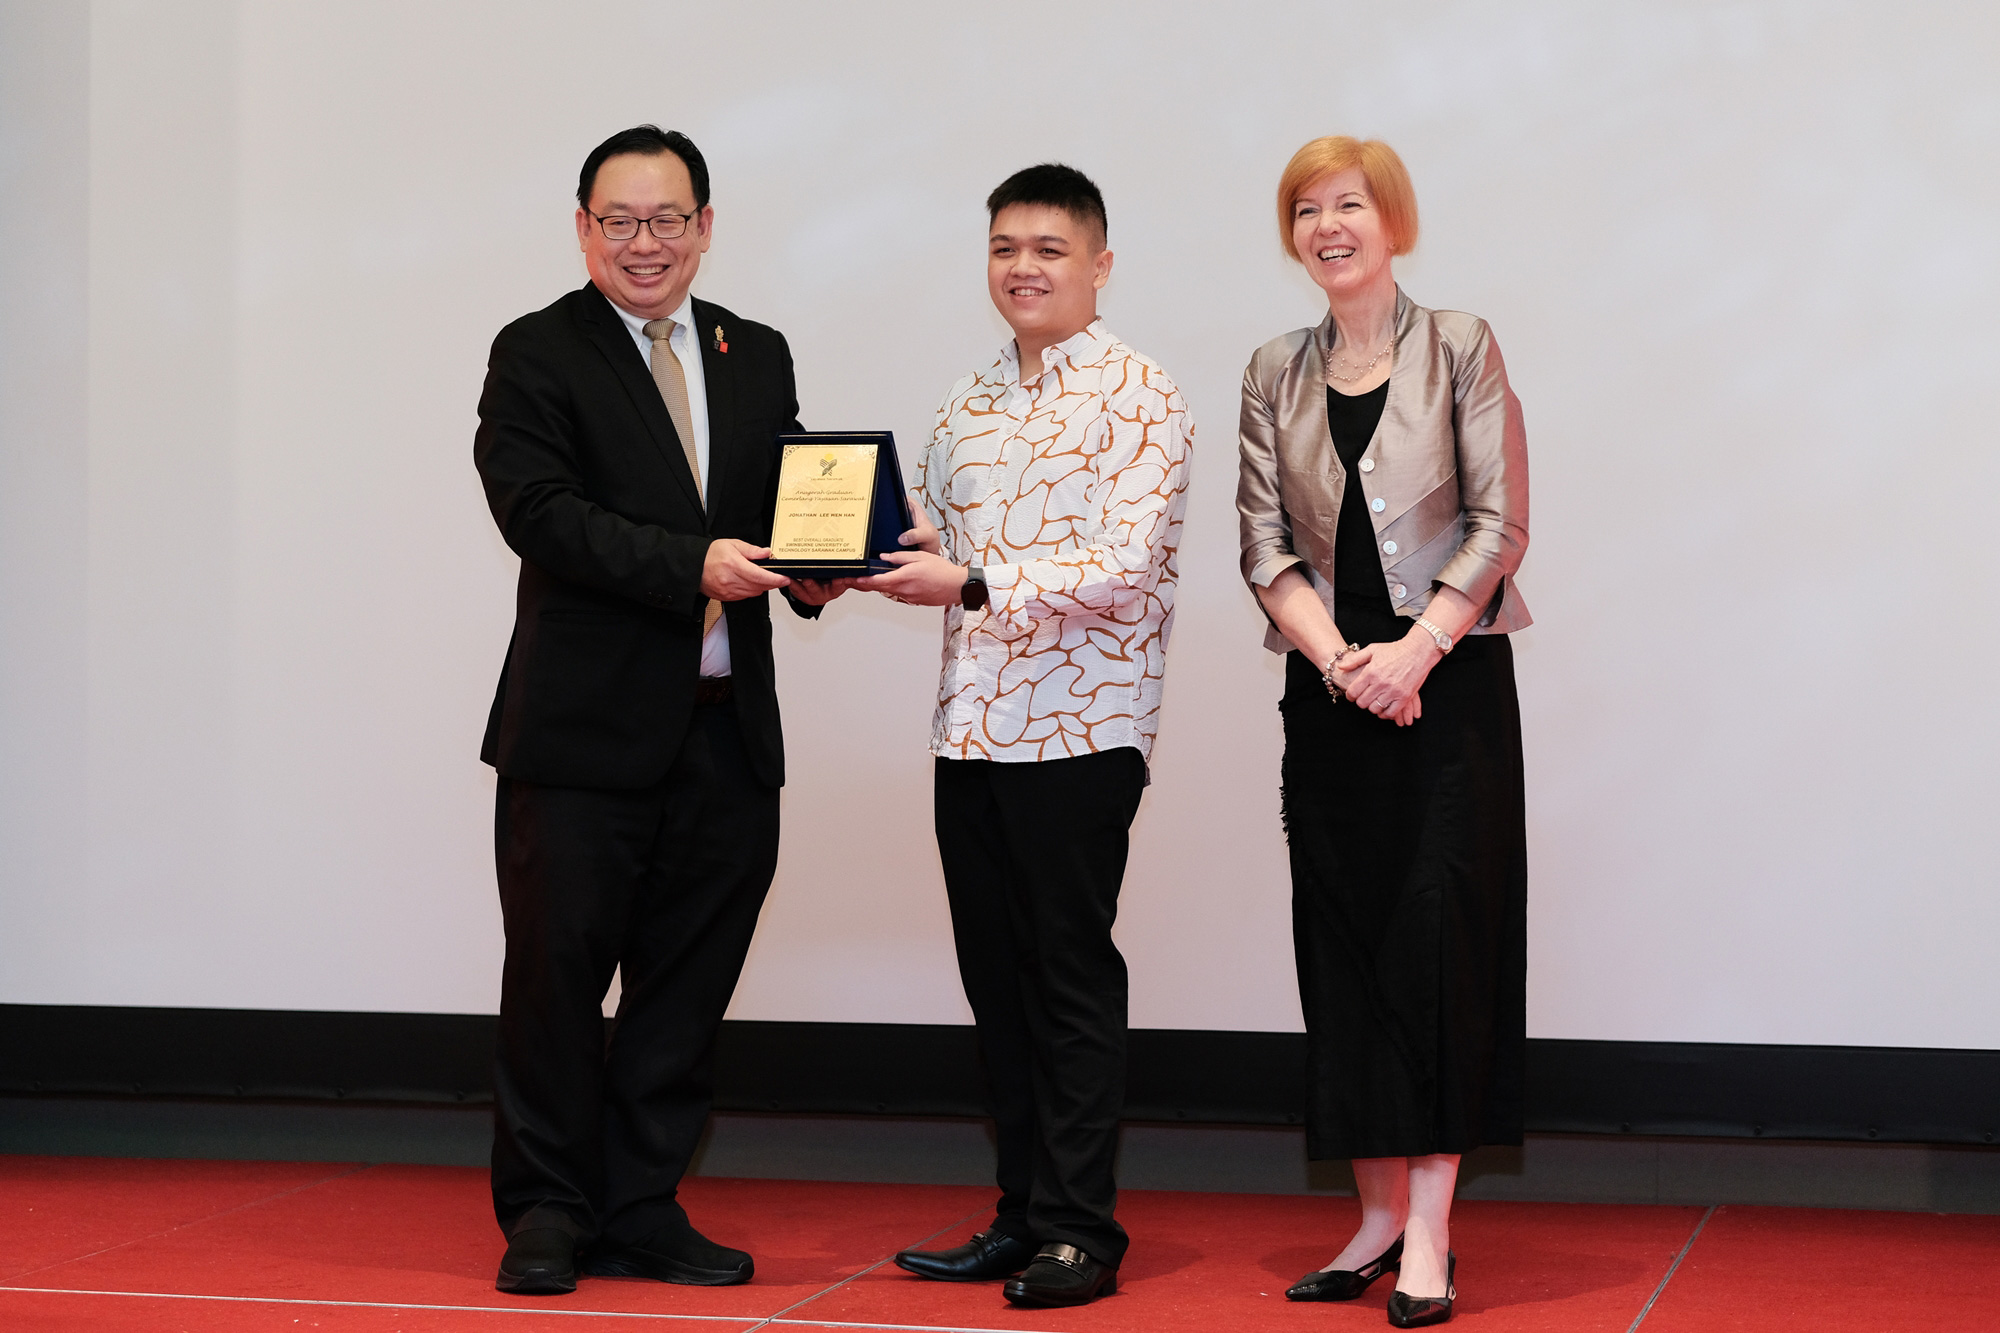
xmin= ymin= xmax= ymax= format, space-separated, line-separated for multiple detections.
xmin=919 ymin=320 xmax=1192 ymax=763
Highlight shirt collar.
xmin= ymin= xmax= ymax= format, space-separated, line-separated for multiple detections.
xmin=997 ymin=318 xmax=1114 ymax=383
xmin=610 ymin=290 xmax=697 ymax=345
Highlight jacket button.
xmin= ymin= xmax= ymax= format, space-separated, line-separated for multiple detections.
xmin=1382 ymin=540 xmax=1398 ymax=555
xmin=1359 ymin=458 xmax=1375 ymax=473
xmin=1371 ymin=497 xmax=1385 ymax=512
xmin=1393 ymin=584 xmax=1407 ymax=598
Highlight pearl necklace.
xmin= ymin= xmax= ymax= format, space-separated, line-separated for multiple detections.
xmin=1326 ymin=324 xmax=1396 ymax=383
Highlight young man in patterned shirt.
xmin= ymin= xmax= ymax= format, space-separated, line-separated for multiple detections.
xmin=854 ymin=164 xmax=1192 ymax=1308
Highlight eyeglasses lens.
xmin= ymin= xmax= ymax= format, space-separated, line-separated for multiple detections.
xmin=601 ymin=216 xmax=686 ymax=241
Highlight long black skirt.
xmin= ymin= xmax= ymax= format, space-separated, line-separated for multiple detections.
xmin=1281 ymin=597 xmax=1527 ymax=1160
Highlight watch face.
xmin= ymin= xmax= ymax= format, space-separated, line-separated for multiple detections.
xmin=962 ymin=580 xmax=989 ymax=611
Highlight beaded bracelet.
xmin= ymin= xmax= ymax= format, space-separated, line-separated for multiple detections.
xmin=1320 ymin=643 xmax=1363 ymax=702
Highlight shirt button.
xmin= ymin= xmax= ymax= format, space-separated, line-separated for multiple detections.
xmin=1382 ymin=540 xmax=1398 ymax=555
xmin=1371 ymin=497 xmax=1385 ymax=512
xmin=1393 ymin=584 xmax=1408 ymax=598
xmin=1359 ymin=458 xmax=1375 ymax=473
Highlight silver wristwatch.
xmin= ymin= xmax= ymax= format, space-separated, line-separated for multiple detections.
xmin=1413 ymin=616 xmax=1454 ymax=654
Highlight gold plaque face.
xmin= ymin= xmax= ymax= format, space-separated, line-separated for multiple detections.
xmin=767 ymin=443 xmax=879 ymax=561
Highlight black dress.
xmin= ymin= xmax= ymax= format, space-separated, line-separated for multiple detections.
xmin=1280 ymin=383 xmax=1527 ymax=1160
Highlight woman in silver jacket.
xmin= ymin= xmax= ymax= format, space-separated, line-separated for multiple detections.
xmin=1238 ymin=136 xmax=1529 ymax=1329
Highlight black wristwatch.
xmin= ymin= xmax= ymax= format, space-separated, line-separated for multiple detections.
xmin=959 ymin=564 xmax=988 ymax=611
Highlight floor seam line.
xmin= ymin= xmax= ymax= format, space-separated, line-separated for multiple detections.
xmin=0 ymin=1285 xmax=742 ymax=1320
xmin=0 ymin=1288 xmax=1064 ymax=1333
xmin=1626 ymin=1202 xmax=1716 ymax=1332
xmin=0 ymin=1161 xmax=375 ymax=1283
xmin=742 ymin=1205 xmax=992 ymax=1332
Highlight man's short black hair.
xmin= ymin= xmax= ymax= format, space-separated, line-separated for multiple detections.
xmin=985 ymin=163 xmax=1107 ymax=248
xmin=577 ymin=125 xmax=710 ymax=212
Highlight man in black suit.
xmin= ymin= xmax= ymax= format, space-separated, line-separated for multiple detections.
xmin=474 ymin=125 xmax=837 ymax=1296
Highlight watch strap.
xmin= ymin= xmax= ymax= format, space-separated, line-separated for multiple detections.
xmin=960 ymin=565 xmax=988 ymax=611
xmin=1414 ymin=615 xmax=1453 ymax=653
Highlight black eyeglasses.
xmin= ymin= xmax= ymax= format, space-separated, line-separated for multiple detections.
xmin=589 ymin=209 xmax=697 ymax=241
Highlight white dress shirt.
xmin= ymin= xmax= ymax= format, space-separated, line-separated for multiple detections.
xmin=917 ymin=320 xmax=1193 ymax=763
xmin=610 ymin=293 xmax=729 ymax=677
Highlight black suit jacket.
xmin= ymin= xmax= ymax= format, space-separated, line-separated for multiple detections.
xmin=475 ymin=283 xmax=811 ymax=790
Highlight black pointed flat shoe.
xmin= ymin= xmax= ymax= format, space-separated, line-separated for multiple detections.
xmin=1385 ymin=1250 xmax=1455 ymax=1328
xmin=1285 ymin=1233 xmax=1403 ymax=1301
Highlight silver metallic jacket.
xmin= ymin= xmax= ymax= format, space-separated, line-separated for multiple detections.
xmin=1237 ymin=288 xmax=1531 ymax=653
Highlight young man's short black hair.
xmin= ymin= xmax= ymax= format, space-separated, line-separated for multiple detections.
xmin=985 ymin=163 xmax=1107 ymax=248
xmin=577 ymin=125 xmax=711 ymax=212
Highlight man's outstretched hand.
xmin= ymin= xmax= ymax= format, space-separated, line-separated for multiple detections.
xmin=851 ymin=502 xmax=960 ymax=605
xmin=701 ymin=539 xmax=790 ymax=601
xmin=853 ymin=549 xmax=966 ymax=606
xmin=788 ymin=578 xmax=845 ymax=606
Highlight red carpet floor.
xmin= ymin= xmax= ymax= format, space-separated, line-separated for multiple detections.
xmin=3 ymin=1155 xmax=1997 ymax=1330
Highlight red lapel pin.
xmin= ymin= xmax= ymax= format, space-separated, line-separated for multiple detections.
xmin=713 ymin=324 xmax=728 ymax=354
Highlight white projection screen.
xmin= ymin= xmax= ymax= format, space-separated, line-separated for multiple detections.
xmin=2 ymin=1 xmax=1996 ymax=1050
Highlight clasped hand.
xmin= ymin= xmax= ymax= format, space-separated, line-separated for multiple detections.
xmin=1329 ymin=631 xmax=1442 ymax=727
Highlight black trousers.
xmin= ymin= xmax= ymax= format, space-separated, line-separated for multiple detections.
xmin=934 ymin=748 xmax=1146 ymax=1269
xmin=491 ymin=700 xmax=778 ymax=1250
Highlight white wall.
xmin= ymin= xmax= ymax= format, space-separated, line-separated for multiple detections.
xmin=2 ymin=1 xmax=1996 ymax=1047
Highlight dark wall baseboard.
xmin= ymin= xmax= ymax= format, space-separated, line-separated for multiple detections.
xmin=2 ymin=1004 xmax=1994 ymax=1146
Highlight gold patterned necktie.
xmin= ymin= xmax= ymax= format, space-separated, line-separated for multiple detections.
xmin=642 ymin=318 xmax=723 ymax=638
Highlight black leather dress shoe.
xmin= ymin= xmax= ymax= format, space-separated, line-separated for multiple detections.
xmin=583 ymin=1220 xmax=753 ymax=1286
xmin=1286 ymin=1233 xmax=1403 ymax=1301
xmin=496 ymin=1227 xmax=577 ymax=1295
xmin=1002 ymin=1243 xmax=1117 ymax=1307
xmin=895 ymin=1229 xmax=1037 ymax=1281
xmin=1386 ymin=1250 xmax=1456 ymax=1328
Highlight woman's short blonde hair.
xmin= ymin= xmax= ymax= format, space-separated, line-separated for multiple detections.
xmin=1276 ymin=136 xmax=1419 ymax=260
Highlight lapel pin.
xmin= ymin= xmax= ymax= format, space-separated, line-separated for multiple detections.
xmin=713 ymin=324 xmax=728 ymax=354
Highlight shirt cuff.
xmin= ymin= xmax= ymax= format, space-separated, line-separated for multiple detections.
xmin=978 ymin=562 xmax=1035 ymax=629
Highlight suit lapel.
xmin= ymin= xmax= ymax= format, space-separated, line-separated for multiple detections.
xmin=571 ymin=284 xmax=705 ymax=516
xmin=693 ymin=297 xmax=736 ymax=525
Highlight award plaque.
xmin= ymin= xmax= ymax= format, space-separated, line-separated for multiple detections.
xmin=757 ymin=431 xmax=916 ymax=580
